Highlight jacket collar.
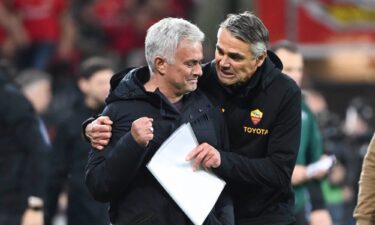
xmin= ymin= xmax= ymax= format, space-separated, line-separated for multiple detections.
xmin=105 ymin=66 xmax=150 ymax=104
xmin=105 ymin=66 xmax=189 ymax=119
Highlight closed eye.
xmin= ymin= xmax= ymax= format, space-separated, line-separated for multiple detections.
xmin=185 ymin=60 xmax=202 ymax=68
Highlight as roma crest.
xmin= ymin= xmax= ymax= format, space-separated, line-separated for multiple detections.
xmin=250 ymin=109 xmax=263 ymax=125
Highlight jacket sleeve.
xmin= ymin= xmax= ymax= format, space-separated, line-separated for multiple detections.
xmin=213 ymin=190 xmax=234 ymax=225
xmin=305 ymin=103 xmax=324 ymax=164
xmin=306 ymin=104 xmax=326 ymax=211
xmin=214 ymin=87 xmax=301 ymax=189
xmin=85 ymin=104 xmax=149 ymax=202
xmin=353 ymin=133 xmax=375 ymax=225
xmin=307 ymin=180 xmax=325 ymax=211
xmin=20 ymin=120 xmax=49 ymax=200
xmin=81 ymin=116 xmax=98 ymax=143
xmin=211 ymin=107 xmax=233 ymax=225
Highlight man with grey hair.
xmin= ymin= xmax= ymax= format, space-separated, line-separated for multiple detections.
xmin=86 ymin=12 xmax=301 ymax=225
xmin=85 ymin=17 xmax=233 ymax=225
xmin=15 ymin=69 xmax=52 ymax=115
xmin=15 ymin=69 xmax=52 ymax=147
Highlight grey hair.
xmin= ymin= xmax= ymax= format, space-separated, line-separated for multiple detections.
xmin=15 ymin=69 xmax=51 ymax=89
xmin=220 ymin=11 xmax=269 ymax=59
xmin=145 ymin=17 xmax=204 ymax=72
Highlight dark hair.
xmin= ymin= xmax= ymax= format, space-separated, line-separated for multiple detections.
xmin=220 ymin=11 xmax=269 ymax=58
xmin=79 ymin=57 xmax=114 ymax=79
xmin=270 ymin=40 xmax=299 ymax=54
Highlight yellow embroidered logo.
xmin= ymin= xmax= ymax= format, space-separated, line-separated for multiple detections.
xmin=243 ymin=126 xmax=269 ymax=135
xmin=250 ymin=109 xmax=263 ymax=125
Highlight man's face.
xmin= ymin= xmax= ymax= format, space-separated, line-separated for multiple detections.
xmin=80 ymin=69 xmax=113 ymax=107
xmin=163 ymin=39 xmax=203 ymax=96
xmin=23 ymin=79 xmax=52 ymax=114
xmin=275 ymin=49 xmax=303 ymax=86
xmin=215 ymin=28 xmax=265 ymax=86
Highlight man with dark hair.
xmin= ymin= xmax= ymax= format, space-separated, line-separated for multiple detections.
xmin=85 ymin=12 xmax=301 ymax=225
xmin=44 ymin=57 xmax=113 ymax=225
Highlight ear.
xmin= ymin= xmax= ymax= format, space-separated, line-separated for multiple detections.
xmin=78 ymin=78 xmax=88 ymax=94
xmin=256 ymin=52 xmax=267 ymax=68
xmin=154 ymin=56 xmax=167 ymax=75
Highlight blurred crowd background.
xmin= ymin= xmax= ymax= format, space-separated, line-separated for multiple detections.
xmin=0 ymin=0 xmax=374 ymax=225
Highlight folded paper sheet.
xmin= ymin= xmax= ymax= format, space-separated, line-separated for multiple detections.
xmin=147 ymin=123 xmax=226 ymax=225
xmin=306 ymin=155 xmax=336 ymax=178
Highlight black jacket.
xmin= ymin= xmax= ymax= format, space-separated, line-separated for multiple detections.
xmin=200 ymin=52 xmax=301 ymax=225
xmin=45 ymin=100 xmax=109 ymax=225
xmin=0 ymin=77 xmax=49 ymax=214
xmin=85 ymin=67 xmax=233 ymax=225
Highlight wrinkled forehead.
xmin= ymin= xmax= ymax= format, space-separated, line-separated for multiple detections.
xmin=174 ymin=39 xmax=203 ymax=60
xmin=216 ymin=28 xmax=253 ymax=56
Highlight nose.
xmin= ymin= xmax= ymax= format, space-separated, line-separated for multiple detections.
xmin=218 ymin=55 xmax=230 ymax=68
xmin=193 ymin=64 xmax=203 ymax=77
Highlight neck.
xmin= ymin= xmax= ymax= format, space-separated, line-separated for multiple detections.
xmin=144 ymin=75 xmax=183 ymax=103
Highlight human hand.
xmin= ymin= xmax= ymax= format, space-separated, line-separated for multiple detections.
xmin=131 ymin=117 xmax=154 ymax=147
xmin=21 ymin=209 xmax=43 ymax=225
xmin=310 ymin=169 xmax=328 ymax=180
xmin=328 ymin=163 xmax=345 ymax=185
xmin=311 ymin=154 xmax=329 ymax=180
xmin=185 ymin=143 xmax=221 ymax=171
xmin=86 ymin=116 xmax=113 ymax=150
xmin=343 ymin=185 xmax=354 ymax=202
xmin=310 ymin=209 xmax=332 ymax=225
xmin=291 ymin=165 xmax=308 ymax=185
xmin=306 ymin=155 xmax=336 ymax=179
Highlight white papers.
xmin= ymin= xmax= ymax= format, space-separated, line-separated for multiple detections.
xmin=147 ymin=123 xmax=226 ymax=225
xmin=306 ymin=155 xmax=336 ymax=178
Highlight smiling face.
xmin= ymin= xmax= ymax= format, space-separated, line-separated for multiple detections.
xmin=161 ymin=39 xmax=203 ymax=98
xmin=215 ymin=28 xmax=265 ymax=86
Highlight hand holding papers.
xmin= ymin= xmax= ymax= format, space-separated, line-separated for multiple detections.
xmin=147 ymin=123 xmax=226 ymax=225
xmin=306 ymin=155 xmax=336 ymax=179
